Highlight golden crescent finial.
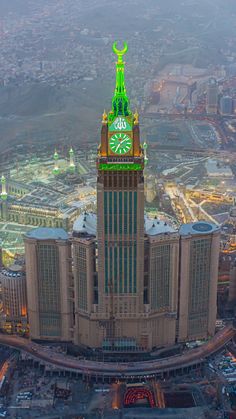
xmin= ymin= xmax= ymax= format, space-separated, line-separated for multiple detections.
xmin=112 ymin=41 xmax=128 ymax=63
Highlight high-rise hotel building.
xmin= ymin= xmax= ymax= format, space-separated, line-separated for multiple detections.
xmin=24 ymin=228 xmax=74 ymax=341
xmin=178 ymin=222 xmax=220 ymax=341
xmin=25 ymin=44 xmax=220 ymax=350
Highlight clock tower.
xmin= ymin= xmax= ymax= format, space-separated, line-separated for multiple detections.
xmin=97 ymin=42 xmax=145 ymax=346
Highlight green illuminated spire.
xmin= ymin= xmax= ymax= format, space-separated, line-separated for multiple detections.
xmin=1 ymin=175 xmax=7 ymax=201
xmin=69 ymin=147 xmax=75 ymax=173
xmin=53 ymin=149 xmax=60 ymax=175
xmin=111 ymin=41 xmax=131 ymax=118
xmin=54 ymin=150 xmax=59 ymax=161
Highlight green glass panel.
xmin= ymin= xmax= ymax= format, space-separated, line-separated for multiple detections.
xmin=119 ymin=192 xmax=122 ymax=234
xmin=129 ymin=246 xmax=133 ymax=293
xmin=105 ymin=246 xmax=108 ymax=294
xmin=124 ymin=192 xmax=128 ymax=234
xmin=133 ymin=244 xmax=137 ymax=293
xmin=109 ymin=247 xmax=113 ymax=293
xmin=109 ymin=192 xmax=113 ymax=234
xmin=129 ymin=192 xmax=133 ymax=234
xmin=119 ymin=246 xmax=123 ymax=294
xmin=114 ymin=247 xmax=118 ymax=293
xmin=104 ymin=192 xmax=108 ymax=234
xmin=114 ymin=192 xmax=117 ymax=234
xmin=134 ymin=192 xmax=137 ymax=234
xmin=124 ymin=247 xmax=128 ymax=293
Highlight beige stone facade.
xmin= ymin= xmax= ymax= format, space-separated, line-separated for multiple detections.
xmin=178 ymin=223 xmax=220 ymax=342
xmin=24 ymin=229 xmax=73 ymax=342
xmin=72 ymin=233 xmax=97 ymax=346
xmin=72 ymin=212 xmax=181 ymax=350
xmin=147 ymin=232 xmax=179 ymax=348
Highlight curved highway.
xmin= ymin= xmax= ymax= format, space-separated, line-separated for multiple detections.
xmin=0 ymin=326 xmax=234 ymax=378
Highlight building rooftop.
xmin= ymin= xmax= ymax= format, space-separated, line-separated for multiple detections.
xmin=179 ymin=221 xmax=220 ymax=236
xmin=25 ymin=227 xmax=69 ymax=241
xmin=72 ymin=213 xmax=176 ymax=237
xmin=145 ymin=216 xmax=176 ymax=236
xmin=73 ymin=212 xmax=97 ymax=236
xmin=0 ymin=263 xmax=25 ymax=278
xmin=205 ymin=158 xmax=233 ymax=178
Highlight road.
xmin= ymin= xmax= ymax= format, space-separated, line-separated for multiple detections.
xmin=0 ymin=327 xmax=234 ymax=378
xmin=165 ymin=184 xmax=197 ymax=222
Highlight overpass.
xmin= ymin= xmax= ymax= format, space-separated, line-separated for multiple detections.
xmin=0 ymin=326 xmax=234 ymax=379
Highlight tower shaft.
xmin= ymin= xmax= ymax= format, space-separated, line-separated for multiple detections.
xmin=96 ymin=42 xmax=145 ymax=345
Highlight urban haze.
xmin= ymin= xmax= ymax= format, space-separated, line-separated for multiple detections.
xmin=0 ymin=1 xmax=236 ymax=419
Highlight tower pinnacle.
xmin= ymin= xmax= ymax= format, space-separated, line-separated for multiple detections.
xmin=111 ymin=41 xmax=131 ymax=119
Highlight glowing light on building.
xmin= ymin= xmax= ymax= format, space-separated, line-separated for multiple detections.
xmin=53 ymin=150 xmax=60 ymax=175
xmin=1 ymin=175 xmax=7 ymax=201
xmin=69 ymin=147 xmax=75 ymax=173
xmin=124 ymin=387 xmax=155 ymax=408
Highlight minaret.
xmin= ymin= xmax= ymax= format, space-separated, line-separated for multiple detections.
xmin=69 ymin=147 xmax=75 ymax=173
xmin=1 ymin=175 xmax=7 ymax=201
xmin=96 ymin=42 xmax=145 ymax=346
xmin=143 ymin=140 xmax=148 ymax=166
xmin=53 ymin=150 xmax=60 ymax=175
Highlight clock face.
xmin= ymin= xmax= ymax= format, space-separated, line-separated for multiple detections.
xmin=109 ymin=133 xmax=132 ymax=155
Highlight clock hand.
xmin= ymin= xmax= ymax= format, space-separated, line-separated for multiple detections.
xmin=115 ymin=138 xmax=127 ymax=152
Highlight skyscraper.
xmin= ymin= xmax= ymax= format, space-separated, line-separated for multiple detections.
xmin=220 ymin=96 xmax=233 ymax=115
xmin=178 ymin=222 xmax=220 ymax=341
xmin=206 ymin=78 xmax=218 ymax=114
xmin=24 ymin=228 xmax=73 ymax=341
xmin=72 ymin=43 xmax=180 ymax=351
xmin=97 ymin=42 xmax=145 ymax=348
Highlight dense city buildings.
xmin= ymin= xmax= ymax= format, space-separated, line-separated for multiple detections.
xmin=24 ymin=228 xmax=73 ymax=341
